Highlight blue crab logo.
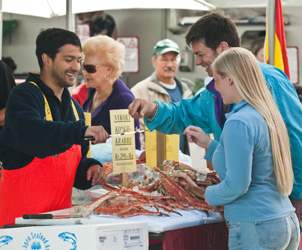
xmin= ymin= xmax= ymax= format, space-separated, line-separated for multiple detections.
xmin=0 ymin=235 xmax=13 ymax=247
xmin=58 ymin=232 xmax=77 ymax=250
xmin=22 ymin=232 xmax=50 ymax=250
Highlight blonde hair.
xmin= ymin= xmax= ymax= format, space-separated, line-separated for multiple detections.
xmin=83 ymin=35 xmax=125 ymax=80
xmin=213 ymin=47 xmax=293 ymax=196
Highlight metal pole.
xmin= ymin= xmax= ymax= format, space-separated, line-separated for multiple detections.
xmin=66 ymin=0 xmax=75 ymax=32
xmin=0 ymin=0 xmax=3 ymax=58
xmin=161 ymin=9 xmax=168 ymax=39
xmin=267 ymin=0 xmax=276 ymax=65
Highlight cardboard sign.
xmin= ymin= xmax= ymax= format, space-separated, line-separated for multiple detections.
xmin=145 ymin=130 xmax=179 ymax=168
xmin=84 ymin=112 xmax=92 ymax=158
xmin=110 ymin=109 xmax=136 ymax=174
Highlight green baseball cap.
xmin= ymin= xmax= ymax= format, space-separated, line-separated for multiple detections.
xmin=153 ymin=39 xmax=180 ymax=55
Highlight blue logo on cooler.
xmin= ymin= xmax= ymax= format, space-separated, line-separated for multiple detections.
xmin=58 ymin=232 xmax=78 ymax=250
xmin=22 ymin=232 xmax=50 ymax=250
xmin=30 ymin=241 xmax=41 ymax=250
xmin=0 ymin=235 xmax=13 ymax=247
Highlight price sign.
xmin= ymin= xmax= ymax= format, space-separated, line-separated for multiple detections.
xmin=110 ymin=109 xmax=136 ymax=174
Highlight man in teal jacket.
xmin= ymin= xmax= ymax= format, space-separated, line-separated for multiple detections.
xmin=129 ymin=13 xmax=302 ymax=220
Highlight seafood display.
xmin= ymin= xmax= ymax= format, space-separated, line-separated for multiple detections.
xmin=134 ymin=160 xmax=220 ymax=198
xmin=90 ymin=160 xmax=220 ymax=218
xmin=92 ymin=187 xmax=182 ymax=217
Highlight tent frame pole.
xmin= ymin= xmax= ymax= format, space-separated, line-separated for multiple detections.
xmin=66 ymin=0 xmax=75 ymax=32
xmin=267 ymin=0 xmax=276 ymax=64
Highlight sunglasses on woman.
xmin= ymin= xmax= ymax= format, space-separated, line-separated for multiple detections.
xmin=82 ymin=64 xmax=97 ymax=73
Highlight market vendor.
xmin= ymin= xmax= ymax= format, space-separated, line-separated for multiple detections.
xmin=129 ymin=12 xmax=302 ymax=221
xmin=0 ymin=28 xmax=109 ymax=226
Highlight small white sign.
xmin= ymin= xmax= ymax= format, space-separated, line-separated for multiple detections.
xmin=189 ymin=142 xmax=207 ymax=173
xmin=117 ymin=37 xmax=139 ymax=73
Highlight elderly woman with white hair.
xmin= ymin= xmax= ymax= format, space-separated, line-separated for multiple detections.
xmin=82 ymin=35 xmax=140 ymax=149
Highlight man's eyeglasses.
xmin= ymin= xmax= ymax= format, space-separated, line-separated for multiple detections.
xmin=82 ymin=64 xmax=97 ymax=74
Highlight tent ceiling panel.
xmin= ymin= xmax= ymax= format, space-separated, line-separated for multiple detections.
xmin=1 ymin=0 xmax=215 ymax=18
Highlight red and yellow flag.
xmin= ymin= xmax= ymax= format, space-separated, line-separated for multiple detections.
xmin=265 ymin=0 xmax=290 ymax=78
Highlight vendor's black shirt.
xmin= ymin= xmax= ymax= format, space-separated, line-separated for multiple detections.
xmin=0 ymin=60 xmax=16 ymax=131
xmin=0 ymin=60 xmax=15 ymax=110
xmin=0 ymin=73 xmax=100 ymax=189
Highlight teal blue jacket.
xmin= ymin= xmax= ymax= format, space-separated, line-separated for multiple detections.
xmin=145 ymin=63 xmax=302 ymax=199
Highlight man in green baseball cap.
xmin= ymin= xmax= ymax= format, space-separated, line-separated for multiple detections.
xmin=152 ymin=39 xmax=180 ymax=55
xmin=131 ymin=39 xmax=192 ymax=152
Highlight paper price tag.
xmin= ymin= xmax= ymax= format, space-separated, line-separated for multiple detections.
xmin=110 ymin=109 xmax=136 ymax=174
xmin=189 ymin=142 xmax=207 ymax=173
xmin=84 ymin=112 xmax=92 ymax=157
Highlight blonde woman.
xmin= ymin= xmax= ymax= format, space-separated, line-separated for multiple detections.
xmin=185 ymin=47 xmax=300 ymax=249
xmin=82 ymin=35 xmax=140 ymax=149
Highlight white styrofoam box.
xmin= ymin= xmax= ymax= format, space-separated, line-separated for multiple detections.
xmin=0 ymin=222 xmax=148 ymax=250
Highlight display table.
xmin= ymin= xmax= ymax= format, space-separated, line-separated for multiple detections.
xmin=15 ymin=208 xmax=226 ymax=250
xmin=2 ymin=221 xmax=227 ymax=250
xmin=16 ymin=208 xmax=223 ymax=233
xmin=149 ymin=222 xmax=228 ymax=250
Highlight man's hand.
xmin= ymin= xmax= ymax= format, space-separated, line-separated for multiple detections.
xmin=86 ymin=164 xmax=103 ymax=185
xmin=85 ymin=125 xmax=109 ymax=144
xmin=184 ymin=125 xmax=211 ymax=149
xmin=128 ymin=99 xmax=157 ymax=120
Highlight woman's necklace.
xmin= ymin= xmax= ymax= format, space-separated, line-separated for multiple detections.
xmin=91 ymin=93 xmax=104 ymax=112
xmin=91 ymin=85 xmax=113 ymax=112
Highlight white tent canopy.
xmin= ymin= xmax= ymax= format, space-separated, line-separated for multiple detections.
xmin=1 ymin=0 xmax=215 ymax=18
xmin=0 ymin=0 xmax=215 ymax=57
xmin=208 ymin=0 xmax=302 ymax=8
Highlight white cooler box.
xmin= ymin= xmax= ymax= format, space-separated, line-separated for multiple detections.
xmin=0 ymin=221 xmax=148 ymax=250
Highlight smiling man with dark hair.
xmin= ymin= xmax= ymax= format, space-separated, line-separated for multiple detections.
xmin=0 ymin=28 xmax=109 ymax=226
